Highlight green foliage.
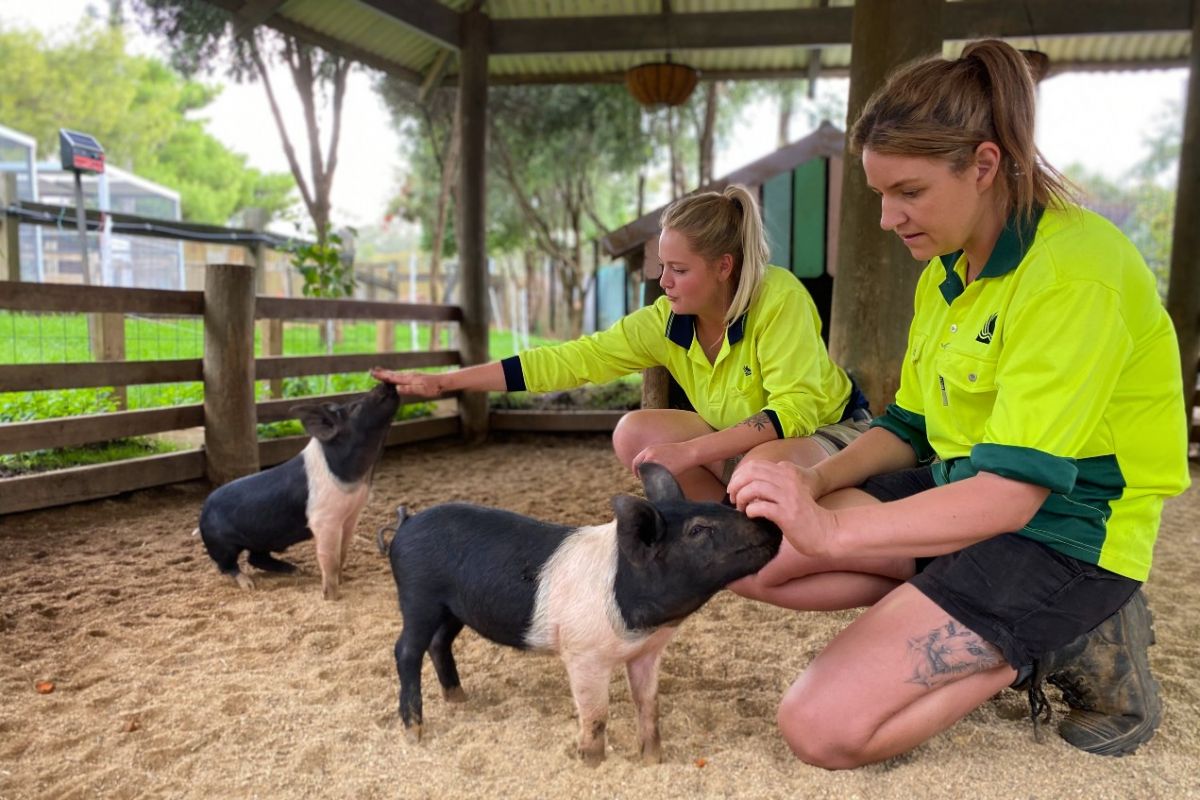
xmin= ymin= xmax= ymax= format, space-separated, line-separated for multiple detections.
xmin=286 ymin=232 xmax=357 ymax=298
xmin=0 ymin=437 xmax=180 ymax=476
xmin=0 ymin=19 xmax=293 ymax=225
xmin=0 ymin=387 xmax=118 ymax=423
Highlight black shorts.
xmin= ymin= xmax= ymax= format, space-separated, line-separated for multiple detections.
xmin=858 ymin=466 xmax=1141 ymax=670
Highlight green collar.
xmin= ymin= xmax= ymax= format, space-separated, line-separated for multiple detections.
xmin=937 ymin=205 xmax=1044 ymax=304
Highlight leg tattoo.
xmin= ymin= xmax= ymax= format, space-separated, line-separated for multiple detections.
xmin=905 ymin=620 xmax=1004 ymax=689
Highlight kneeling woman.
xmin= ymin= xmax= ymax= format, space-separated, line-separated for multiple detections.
xmin=372 ymin=184 xmax=870 ymax=503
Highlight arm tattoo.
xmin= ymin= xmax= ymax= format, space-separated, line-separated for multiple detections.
xmin=904 ymin=620 xmax=1005 ymax=689
xmin=738 ymin=412 xmax=772 ymax=432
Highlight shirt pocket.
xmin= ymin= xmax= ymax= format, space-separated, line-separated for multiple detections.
xmin=935 ymin=350 xmax=999 ymax=423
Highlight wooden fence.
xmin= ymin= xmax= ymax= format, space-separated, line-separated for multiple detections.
xmin=0 ymin=272 xmax=465 ymax=515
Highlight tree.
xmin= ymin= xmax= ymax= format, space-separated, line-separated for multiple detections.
xmin=134 ymin=0 xmax=349 ymax=251
xmin=0 ymin=20 xmax=292 ymax=224
xmin=488 ymin=84 xmax=650 ymax=336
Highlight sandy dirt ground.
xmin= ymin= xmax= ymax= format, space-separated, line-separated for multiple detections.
xmin=1 ymin=432 xmax=1198 ymax=799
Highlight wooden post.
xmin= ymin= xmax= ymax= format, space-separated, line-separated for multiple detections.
xmin=96 ymin=312 xmax=127 ymax=410
xmin=1166 ymin=0 xmax=1200 ymax=440
xmin=827 ymin=0 xmax=943 ymax=413
xmin=637 ymin=243 xmax=670 ymax=409
xmin=244 ymin=207 xmax=269 ymax=293
xmin=204 ymin=263 xmax=259 ymax=485
xmin=1 ymin=174 xmax=20 ymax=282
xmin=262 ymin=318 xmax=284 ymax=399
xmin=458 ymin=6 xmax=491 ymax=443
xmin=376 ymin=317 xmax=395 ymax=354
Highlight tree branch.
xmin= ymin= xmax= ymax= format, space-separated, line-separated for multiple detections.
xmin=249 ymin=34 xmax=315 ymax=219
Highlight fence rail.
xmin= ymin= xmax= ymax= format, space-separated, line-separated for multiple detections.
xmin=0 ymin=271 xmax=467 ymax=514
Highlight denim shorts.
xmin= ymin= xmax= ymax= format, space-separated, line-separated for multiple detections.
xmin=859 ymin=466 xmax=1141 ymax=670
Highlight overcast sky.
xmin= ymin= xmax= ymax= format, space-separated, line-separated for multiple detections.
xmin=0 ymin=1 xmax=1188 ymax=229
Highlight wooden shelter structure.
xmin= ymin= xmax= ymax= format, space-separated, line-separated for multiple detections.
xmin=200 ymin=0 xmax=1200 ymax=428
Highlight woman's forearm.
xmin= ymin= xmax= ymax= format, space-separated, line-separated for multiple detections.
xmin=811 ymin=426 xmax=919 ymax=496
xmin=826 ymin=471 xmax=1050 ymax=559
xmin=440 ymin=361 xmax=509 ymax=393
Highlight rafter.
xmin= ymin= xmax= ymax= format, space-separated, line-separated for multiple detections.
xmin=487 ymin=0 xmax=1190 ymax=56
xmin=232 ymin=0 xmax=287 ymax=38
xmin=358 ymin=0 xmax=461 ymax=51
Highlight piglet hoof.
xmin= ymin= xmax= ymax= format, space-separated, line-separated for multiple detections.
xmin=322 ymin=582 xmax=340 ymax=602
xmin=578 ymin=745 xmax=606 ymax=767
xmin=443 ymin=686 xmax=467 ymax=704
xmin=404 ymin=722 xmax=423 ymax=744
xmin=234 ymin=573 xmax=256 ymax=591
xmin=640 ymin=742 xmax=663 ymax=765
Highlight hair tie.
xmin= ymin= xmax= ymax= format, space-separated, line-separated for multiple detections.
xmin=730 ymin=196 xmax=743 ymax=214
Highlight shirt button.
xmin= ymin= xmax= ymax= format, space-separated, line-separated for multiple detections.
xmin=968 ymin=373 xmax=977 ymax=382
xmin=950 ymin=324 xmax=958 ymax=333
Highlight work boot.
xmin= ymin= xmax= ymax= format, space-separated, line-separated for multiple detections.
xmin=1036 ymin=589 xmax=1162 ymax=756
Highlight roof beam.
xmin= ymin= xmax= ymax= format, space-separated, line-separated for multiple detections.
xmin=490 ymin=7 xmax=851 ymax=54
xmin=232 ymin=0 xmax=287 ymax=37
xmin=489 ymin=0 xmax=1191 ymax=55
xmin=357 ymin=0 xmax=461 ymax=51
xmin=205 ymin=0 xmax=426 ymax=80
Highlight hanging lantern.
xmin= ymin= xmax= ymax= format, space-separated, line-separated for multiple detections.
xmin=625 ymin=61 xmax=700 ymax=107
xmin=1020 ymin=49 xmax=1051 ymax=83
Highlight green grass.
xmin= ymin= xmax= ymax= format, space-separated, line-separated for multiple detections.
xmin=0 ymin=437 xmax=184 ymax=477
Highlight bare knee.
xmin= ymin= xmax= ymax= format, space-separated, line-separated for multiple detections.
xmin=612 ymin=409 xmax=655 ymax=467
xmin=777 ymin=681 xmax=872 ymax=770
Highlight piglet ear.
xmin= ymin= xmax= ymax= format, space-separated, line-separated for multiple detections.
xmin=291 ymin=403 xmax=340 ymax=442
xmin=638 ymin=462 xmax=684 ymax=504
xmin=613 ymin=494 xmax=665 ymax=566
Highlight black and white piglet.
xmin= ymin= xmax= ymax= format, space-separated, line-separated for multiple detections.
xmin=196 ymin=380 xmax=399 ymax=599
xmin=375 ymin=463 xmax=782 ymax=765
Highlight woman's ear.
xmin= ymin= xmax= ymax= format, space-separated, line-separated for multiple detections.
xmin=974 ymin=141 xmax=1002 ymax=193
xmin=716 ymin=252 xmax=735 ymax=281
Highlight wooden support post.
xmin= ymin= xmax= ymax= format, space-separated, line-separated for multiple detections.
xmin=827 ymin=0 xmax=943 ymax=413
xmin=261 ymin=318 xmax=285 ymax=399
xmin=1166 ymin=0 xmax=1200 ymax=440
xmin=376 ymin=318 xmax=395 ymax=354
xmin=244 ymin=207 xmax=269 ymax=294
xmin=458 ymin=7 xmax=491 ymax=443
xmin=1 ymin=174 xmax=20 ymax=282
xmin=204 ymin=263 xmax=259 ymax=485
xmin=96 ymin=312 xmax=127 ymax=410
xmin=636 ymin=246 xmax=669 ymax=410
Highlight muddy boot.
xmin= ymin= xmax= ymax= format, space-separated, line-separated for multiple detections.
xmin=1037 ymin=589 xmax=1162 ymax=756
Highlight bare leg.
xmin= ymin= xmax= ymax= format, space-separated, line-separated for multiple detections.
xmin=612 ymin=409 xmax=727 ymax=501
xmin=777 ymin=583 xmax=1016 ymax=768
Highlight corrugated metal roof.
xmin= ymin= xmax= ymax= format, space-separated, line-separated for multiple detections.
xmin=235 ymin=1 xmax=1193 ymax=83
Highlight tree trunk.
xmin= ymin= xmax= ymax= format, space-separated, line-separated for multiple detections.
xmin=698 ymin=82 xmax=718 ymax=187
xmin=828 ymin=0 xmax=943 ymax=412
xmin=778 ymin=89 xmax=794 ymax=148
xmin=429 ymin=92 xmax=463 ymax=350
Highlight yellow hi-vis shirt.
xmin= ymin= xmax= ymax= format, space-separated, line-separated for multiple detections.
xmin=501 ymin=266 xmax=857 ymax=438
xmin=873 ymin=204 xmax=1189 ymax=581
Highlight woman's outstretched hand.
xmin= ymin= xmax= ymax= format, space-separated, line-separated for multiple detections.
xmin=370 ymin=367 xmax=445 ymax=398
xmin=727 ymin=460 xmax=837 ymax=559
